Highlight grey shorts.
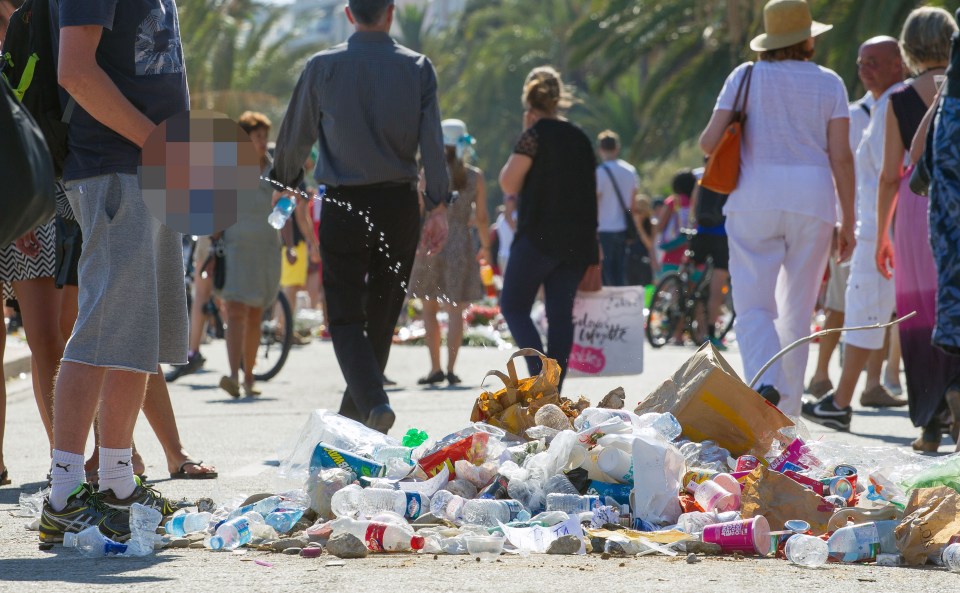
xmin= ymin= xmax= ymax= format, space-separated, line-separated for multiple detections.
xmin=64 ymin=173 xmax=188 ymax=372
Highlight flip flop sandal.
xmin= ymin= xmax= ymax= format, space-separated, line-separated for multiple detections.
xmin=1 ymin=468 xmax=10 ymax=486
xmin=170 ymin=460 xmax=218 ymax=480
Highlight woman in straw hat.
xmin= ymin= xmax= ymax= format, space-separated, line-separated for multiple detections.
xmin=699 ymin=0 xmax=856 ymax=417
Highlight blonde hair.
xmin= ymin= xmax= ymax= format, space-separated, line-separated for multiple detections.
xmin=238 ymin=111 xmax=272 ymax=134
xmin=900 ymin=7 xmax=958 ymax=74
xmin=522 ymin=66 xmax=572 ymax=115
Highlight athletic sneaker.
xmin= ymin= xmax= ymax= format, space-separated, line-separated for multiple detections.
xmin=99 ymin=476 xmax=178 ymax=519
xmin=801 ymin=393 xmax=852 ymax=431
xmin=164 ymin=351 xmax=205 ymax=382
xmin=708 ymin=336 xmax=728 ymax=351
xmin=39 ymin=483 xmax=131 ymax=543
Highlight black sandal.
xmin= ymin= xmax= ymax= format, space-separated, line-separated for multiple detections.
xmin=1 ymin=468 xmax=10 ymax=486
xmin=417 ymin=370 xmax=445 ymax=385
xmin=447 ymin=372 xmax=462 ymax=385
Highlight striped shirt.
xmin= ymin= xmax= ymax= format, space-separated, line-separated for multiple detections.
xmin=271 ymin=31 xmax=449 ymax=209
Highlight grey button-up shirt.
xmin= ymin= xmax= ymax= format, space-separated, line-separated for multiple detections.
xmin=271 ymin=31 xmax=449 ymax=209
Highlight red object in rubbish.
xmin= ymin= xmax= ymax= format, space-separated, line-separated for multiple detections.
xmin=416 ymin=432 xmax=490 ymax=479
xmin=679 ymin=492 xmax=704 ymax=514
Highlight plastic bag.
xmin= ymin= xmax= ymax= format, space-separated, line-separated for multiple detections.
xmin=278 ymin=409 xmax=400 ymax=482
xmin=630 ymin=433 xmax=685 ymax=526
xmin=307 ymin=467 xmax=355 ymax=518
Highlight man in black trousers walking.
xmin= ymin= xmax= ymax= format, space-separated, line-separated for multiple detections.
xmin=271 ymin=0 xmax=450 ymax=434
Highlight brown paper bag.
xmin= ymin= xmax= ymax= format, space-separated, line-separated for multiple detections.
xmin=634 ymin=342 xmax=792 ymax=457
xmin=740 ymin=466 xmax=835 ymax=536
xmin=895 ymin=486 xmax=960 ymax=565
xmin=470 ymin=349 xmax=563 ymax=438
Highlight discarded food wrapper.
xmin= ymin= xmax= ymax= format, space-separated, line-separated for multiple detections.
xmin=635 ymin=343 xmax=792 ymax=457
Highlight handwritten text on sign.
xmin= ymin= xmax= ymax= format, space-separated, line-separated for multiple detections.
xmin=568 ymin=286 xmax=645 ymax=377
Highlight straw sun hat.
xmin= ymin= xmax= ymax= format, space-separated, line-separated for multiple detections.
xmin=750 ymin=0 xmax=833 ymax=52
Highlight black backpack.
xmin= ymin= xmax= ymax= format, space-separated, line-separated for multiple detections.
xmin=0 ymin=0 xmax=74 ymax=179
xmin=695 ymin=181 xmax=728 ymax=228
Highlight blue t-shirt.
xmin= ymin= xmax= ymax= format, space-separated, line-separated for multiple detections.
xmin=60 ymin=0 xmax=189 ymax=181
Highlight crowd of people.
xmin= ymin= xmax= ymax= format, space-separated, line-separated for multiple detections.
xmin=1 ymin=0 xmax=960 ymax=547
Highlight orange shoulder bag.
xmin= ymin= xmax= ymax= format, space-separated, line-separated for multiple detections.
xmin=701 ymin=64 xmax=754 ymax=194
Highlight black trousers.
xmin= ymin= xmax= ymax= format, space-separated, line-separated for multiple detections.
xmin=320 ymin=184 xmax=420 ymax=422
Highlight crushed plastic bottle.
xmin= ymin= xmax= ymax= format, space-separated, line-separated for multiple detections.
xmin=63 ymin=526 xmax=128 ymax=557
xmin=785 ymin=534 xmax=829 ymax=567
xmin=430 ymin=489 xmax=467 ymax=522
xmin=331 ymin=484 xmax=364 ymax=518
xmin=826 ymin=521 xmax=898 ymax=563
xmin=125 ymin=503 xmax=163 ymax=556
xmin=264 ymin=507 xmax=305 ymax=534
xmin=226 ymin=495 xmax=282 ymax=521
xmin=165 ymin=511 xmax=213 ymax=537
xmin=943 ymin=543 xmax=960 ymax=572
xmin=676 ymin=510 xmax=740 ymax=535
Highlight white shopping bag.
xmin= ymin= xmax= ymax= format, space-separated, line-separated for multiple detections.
xmin=567 ymin=286 xmax=645 ymax=377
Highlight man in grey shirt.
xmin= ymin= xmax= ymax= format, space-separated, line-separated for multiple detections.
xmin=271 ymin=0 xmax=449 ymax=434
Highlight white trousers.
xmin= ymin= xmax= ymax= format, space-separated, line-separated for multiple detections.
xmin=727 ymin=210 xmax=834 ymax=417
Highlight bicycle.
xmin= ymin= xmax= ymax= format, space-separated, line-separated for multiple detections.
xmin=182 ymin=236 xmax=294 ymax=381
xmin=646 ymin=231 xmax=735 ymax=349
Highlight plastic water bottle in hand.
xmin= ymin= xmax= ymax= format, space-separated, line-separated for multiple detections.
xmin=165 ymin=511 xmax=213 ymax=537
xmin=785 ymin=534 xmax=829 ymax=567
xmin=63 ymin=526 xmax=128 ymax=557
xmin=268 ymin=196 xmax=296 ymax=229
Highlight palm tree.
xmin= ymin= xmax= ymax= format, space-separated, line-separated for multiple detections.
xmin=396 ymin=3 xmax=429 ymax=53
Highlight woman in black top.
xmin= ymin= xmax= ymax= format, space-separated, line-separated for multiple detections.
xmin=499 ymin=66 xmax=599 ymax=390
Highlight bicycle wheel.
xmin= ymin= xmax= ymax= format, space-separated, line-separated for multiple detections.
xmin=646 ymin=273 xmax=685 ymax=349
xmin=253 ymin=290 xmax=293 ymax=381
xmin=692 ymin=278 xmax=736 ymax=344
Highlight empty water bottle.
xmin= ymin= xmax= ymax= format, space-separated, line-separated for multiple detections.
xmin=264 ymin=507 xmax=305 ymax=534
xmin=651 ymin=413 xmax=682 ymax=442
xmin=676 ymin=510 xmax=740 ymax=535
xmin=826 ymin=521 xmax=898 ymax=563
xmin=942 ymin=543 xmax=960 ymax=572
xmin=430 ymin=490 xmax=466 ymax=522
xmin=545 ymin=493 xmax=600 ymax=514
xmin=268 ymin=196 xmax=297 ymax=229
xmin=329 ymin=517 xmax=425 ymax=552
xmin=331 ymin=484 xmax=364 ymax=518
xmin=165 ymin=511 xmax=213 ymax=537
xmin=227 ymin=495 xmax=282 ymax=521
xmin=207 ymin=512 xmax=265 ymax=551
xmin=63 ymin=526 xmax=128 ymax=557
xmin=462 ymin=499 xmax=528 ymax=527
xmin=125 ymin=503 xmax=163 ymax=556
xmin=785 ymin=534 xmax=829 ymax=567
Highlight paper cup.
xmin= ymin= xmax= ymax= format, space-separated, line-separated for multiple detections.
xmin=597 ymin=447 xmax=634 ymax=484
xmin=702 ymin=515 xmax=771 ymax=555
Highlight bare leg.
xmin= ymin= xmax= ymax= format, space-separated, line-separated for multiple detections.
xmin=142 ymin=369 xmax=216 ymax=476
xmin=189 ymin=273 xmax=213 ymax=353
xmin=809 ymin=310 xmax=844 ymax=386
xmin=14 ymin=278 xmax=66 ymax=447
xmin=59 ymin=285 xmax=79 ymax=342
xmin=225 ymin=300 xmax=248 ymax=383
xmin=884 ymin=326 xmax=902 ymax=389
xmin=52 ymin=362 xmax=106 ymax=455
xmin=863 ymin=345 xmax=886 ymax=392
xmin=422 ymin=299 xmax=441 ymax=375
xmin=831 ymin=344 xmax=873 ymax=409
xmin=242 ymin=306 xmax=262 ymax=389
xmin=446 ymin=303 xmax=464 ymax=373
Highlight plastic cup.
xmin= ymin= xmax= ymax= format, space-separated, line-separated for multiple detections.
xmin=702 ymin=515 xmax=771 ymax=555
xmin=712 ymin=473 xmax=742 ymax=494
xmin=465 ymin=535 xmax=505 ymax=562
xmin=597 ymin=447 xmax=633 ymax=484
xmin=694 ymin=479 xmax=739 ymax=513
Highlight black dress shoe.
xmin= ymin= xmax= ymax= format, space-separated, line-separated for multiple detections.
xmin=366 ymin=404 xmax=396 ymax=434
xmin=417 ymin=370 xmax=445 ymax=385
xmin=446 ymin=372 xmax=461 ymax=385
xmin=757 ymin=384 xmax=781 ymax=406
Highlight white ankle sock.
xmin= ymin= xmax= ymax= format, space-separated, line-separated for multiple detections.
xmin=98 ymin=447 xmax=136 ymax=500
xmin=50 ymin=450 xmax=85 ymax=511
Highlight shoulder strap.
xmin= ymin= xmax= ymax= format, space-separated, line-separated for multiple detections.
xmin=601 ymin=163 xmax=630 ymax=213
xmin=860 ymin=102 xmax=871 ymax=117
xmin=732 ymin=63 xmax=754 ymax=120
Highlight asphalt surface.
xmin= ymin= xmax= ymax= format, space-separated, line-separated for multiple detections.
xmin=1 ymin=331 xmax=957 ymax=592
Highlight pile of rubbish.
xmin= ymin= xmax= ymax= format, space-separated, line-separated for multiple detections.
xmin=17 ymin=345 xmax=960 ymax=569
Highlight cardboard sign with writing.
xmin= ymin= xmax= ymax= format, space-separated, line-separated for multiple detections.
xmin=568 ymin=286 xmax=645 ymax=377
xmin=635 ymin=343 xmax=792 ymax=457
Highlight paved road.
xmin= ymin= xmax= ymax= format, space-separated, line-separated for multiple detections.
xmin=0 ymin=334 xmax=955 ymax=592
